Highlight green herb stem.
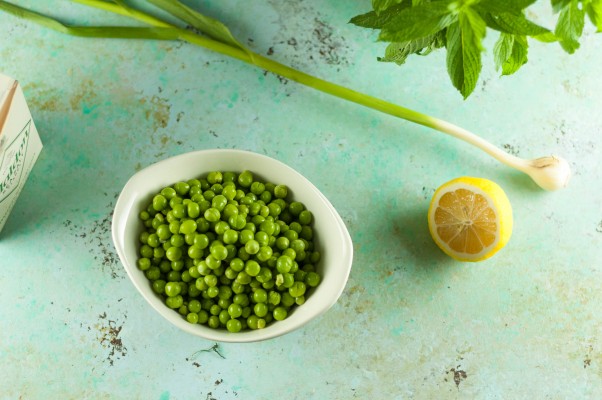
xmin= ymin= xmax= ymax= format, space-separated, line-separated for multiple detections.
xmin=178 ymin=31 xmax=530 ymax=174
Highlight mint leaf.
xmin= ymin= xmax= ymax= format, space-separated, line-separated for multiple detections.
xmin=483 ymin=12 xmax=550 ymax=36
xmin=551 ymin=0 xmax=572 ymax=13
xmin=446 ymin=8 xmax=486 ymax=98
xmin=476 ymin=0 xmax=538 ymax=15
xmin=373 ymin=0 xmax=405 ymax=15
xmin=554 ymin=0 xmax=585 ymax=53
xmin=493 ymin=32 xmax=515 ymax=70
xmin=585 ymin=0 xmax=602 ymax=31
xmin=498 ymin=34 xmax=528 ymax=75
xmin=349 ymin=3 xmax=409 ymax=29
xmin=378 ymin=1 xmax=456 ymax=43
xmin=378 ymin=33 xmax=443 ymax=65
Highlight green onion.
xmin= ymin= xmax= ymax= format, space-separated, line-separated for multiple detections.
xmin=0 ymin=0 xmax=571 ymax=190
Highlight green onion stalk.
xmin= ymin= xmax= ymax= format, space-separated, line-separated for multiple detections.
xmin=0 ymin=0 xmax=570 ymax=190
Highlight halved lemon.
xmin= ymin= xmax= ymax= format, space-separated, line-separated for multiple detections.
xmin=427 ymin=177 xmax=513 ymax=262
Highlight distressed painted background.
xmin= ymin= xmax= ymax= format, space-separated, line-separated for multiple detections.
xmin=1 ymin=1 xmax=601 ymax=399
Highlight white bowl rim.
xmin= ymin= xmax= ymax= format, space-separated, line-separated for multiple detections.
xmin=111 ymin=149 xmax=353 ymax=342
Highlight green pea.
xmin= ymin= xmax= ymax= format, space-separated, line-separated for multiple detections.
xmin=239 ymin=229 xmax=254 ymax=245
xmin=139 ymin=211 xmax=151 ymax=221
xmin=167 ymin=271 xmax=182 ymax=282
xmin=174 ymin=182 xmax=190 ymax=196
xmin=250 ymin=181 xmax=265 ymax=195
xmin=222 ymin=185 xmax=237 ymax=201
xmin=189 ymin=265 xmax=201 ymax=279
xmin=289 ymin=281 xmax=306 ymax=297
xmin=231 ymin=281 xmax=245 ymax=294
xmin=281 ymin=273 xmax=295 ymax=288
xmin=209 ymin=304 xmax=221 ymax=316
xmin=273 ymin=306 xmax=288 ymax=321
xmin=166 ymin=246 xmax=182 ymax=262
xmin=187 ymin=312 xmax=199 ymax=324
xmin=236 ymin=271 xmax=252 ymax=285
xmin=153 ymin=247 xmax=165 ymax=260
xmin=273 ymin=185 xmax=288 ymax=199
xmin=252 ymin=289 xmax=268 ymax=303
xmin=274 ymin=237 xmax=289 ymax=251
xmin=226 ymin=318 xmax=242 ymax=333
xmin=159 ymin=260 xmax=171 ymax=273
xmin=166 ymin=295 xmax=184 ymax=309
xmin=230 ymin=258 xmax=245 ymax=272
xmin=247 ymin=315 xmax=260 ymax=330
xmin=214 ymin=221 xmax=230 ymax=235
xmin=155 ymin=224 xmax=170 ymax=241
xmin=222 ymin=229 xmax=239 ymax=245
xmin=152 ymin=195 xmax=168 ymax=211
xmin=233 ymin=293 xmax=249 ymax=306
xmin=283 ymin=248 xmax=296 ymax=261
xmin=228 ymin=303 xmax=243 ymax=318
xmin=208 ymin=316 xmax=220 ymax=329
xmin=204 ymin=207 xmax=221 ymax=222
xmin=281 ymin=292 xmax=295 ymax=307
xmin=298 ymin=210 xmax=313 ymax=225
xmin=256 ymin=246 xmax=273 ymax=262
xmin=283 ymin=229 xmax=298 ymax=241
xmin=207 ymin=286 xmax=219 ymax=298
xmin=254 ymin=302 xmax=268 ymax=317
xmin=244 ymin=240 xmax=260 ymax=255
xmin=205 ymin=254 xmax=221 ymax=270
xmin=218 ymin=297 xmax=231 ymax=309
xmin=224 ymin=267 xmax=237 ymax=280
xmin=188 ymin=245 xmax=204 ymax=260
xmin=179 ymin=219 xmax=197 ymax=235
xmin=256 ymin=267 xmax=272 ymax=284
xmin=309 ymin=251 xmax=321 ymax=264
xmin=222 ymin=203 xmax=238 ymax=218
xmin=152 ymin=280 xmax=166 ymax=294
xmin=258 ymin=220 xmax=275 ymax=236
xmin=276 ymin=255 xmax=293 ymax=274
xmin=195 ymin=277 xmax=208 ymax=291
xmin=268 ymin=291 xmax=281 ymax=306
xmin=172 ymin=203 xmax=185 ymax=219
xmin=286 ymin=202 xmax=300 ymax=216
xmin=145 ymin=266 xmax=161 ymax=281
xmin=305 ymin=271 xmax=320 ymax=287
xmin=244 ymin=260 xmax=261 ymax=277
xmin=228 ymin=215 xmax=247 ymax=230
xmin=207 ymin=171 xmax=223 ymax=184
xmin=211 ymin=195 xmax=228 ymax=211
xmin=169 ymin=197 xmax=183 ymax=209
xmin=169 ymin=234 xmax=184 ymax=248
xmin=210 ymin=245 xmax=228 ymax=261
xmin=260 ymin=191 xmax=272 ymax=204
xmin=259 ymin=205 xmax=270 ymax=218
xmin=222 ymin=172 xmax=236 ymax=183
xmin=238 ymin=170 xmax=253 ymax=187
xmin=165 ymin=281 xmax=181 ymax=297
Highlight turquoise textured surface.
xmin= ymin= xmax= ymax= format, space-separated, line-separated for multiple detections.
xmin=1 ymin=1 xmax=602 ymax=398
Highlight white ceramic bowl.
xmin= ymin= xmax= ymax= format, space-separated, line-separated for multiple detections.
xmin=112 ymin=149 xmax=353 ymax=342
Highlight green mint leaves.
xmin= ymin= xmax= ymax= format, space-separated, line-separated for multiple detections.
xmin=350 ymin=0 xmax=601 ymax=98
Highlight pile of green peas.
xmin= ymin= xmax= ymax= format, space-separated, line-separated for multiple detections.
xmin=137 ymin=170 xmax=321 ymax=333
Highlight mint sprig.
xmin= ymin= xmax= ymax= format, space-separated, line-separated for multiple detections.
xmin=351 ymin=0 xmax=601 ymax=98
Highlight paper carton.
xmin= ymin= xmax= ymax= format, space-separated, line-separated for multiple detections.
xmin=0 ymin=74 xmax=43 ymax=234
